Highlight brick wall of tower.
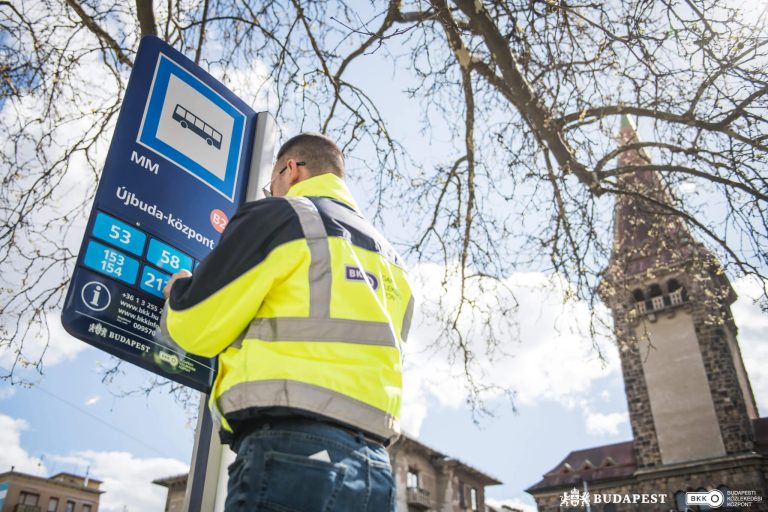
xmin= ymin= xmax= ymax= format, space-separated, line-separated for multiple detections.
xmin=615 ymin=309 xmax=663 ymax=468
xmin=604 ymin=256 xmax=758 ymax=467
xmin=685 ymin=268 xmax=756 ymax=455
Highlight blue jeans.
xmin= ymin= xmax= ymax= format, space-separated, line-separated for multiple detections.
xmin=225 ymin=419 xmax=396 ymax=512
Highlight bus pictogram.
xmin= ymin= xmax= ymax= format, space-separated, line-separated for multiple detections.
xmin=172 ymin=104 xmax=223 ymax=149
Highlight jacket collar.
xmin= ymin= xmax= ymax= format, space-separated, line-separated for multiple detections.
xmin=285 ymin=173 xmax=360 ymax=211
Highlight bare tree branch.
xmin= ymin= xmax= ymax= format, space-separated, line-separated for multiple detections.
xmin=136 ymin=0 xmax=158 ymax=38
xmin=64 ymin=0 xmax=133 ymax=67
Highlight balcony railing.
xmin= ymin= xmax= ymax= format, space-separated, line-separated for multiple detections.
xmin=634 ymin=288 xmax=687 ymax=319
xmin=13 ymin=504 xmax=42 ymax=512
xmin=406 ymin=487 xmax=432 ymax=509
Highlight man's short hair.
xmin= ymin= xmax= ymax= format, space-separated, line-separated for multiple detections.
xmin=276 ymin=132 xmax=345 ymax=178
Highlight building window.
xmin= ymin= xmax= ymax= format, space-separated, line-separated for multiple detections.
xmin=19 ymin=491 xmax=40 ymax=505
xmin=458 ymin=480 xmax=466 ymax=508
xmin=65 ymin=500 xmax=76 ymax=512
xmin=48 ymin=497 xmax=60 ymax=512
xmin=406 ymin=468 xmax=419 ymax=489
xmin=83 ymin=504 xmax=93 ymax=512
xmin=675 ymin=490 xmax=690 ymax=512
xmin=470 ymin=487 xmax=478 ymax=511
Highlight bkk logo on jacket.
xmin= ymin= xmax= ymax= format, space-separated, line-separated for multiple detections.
xmin=345 ymin=266 xmax=379 ymax=291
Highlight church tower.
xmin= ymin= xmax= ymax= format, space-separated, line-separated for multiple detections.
xmin=527 ymin=117 xmax=767 ymax=511
xmin=599 ymin=115 xmax=758 ymax=467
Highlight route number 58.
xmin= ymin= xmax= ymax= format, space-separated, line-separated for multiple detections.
xmin=160 ymin=249 xmax=181 ymax=270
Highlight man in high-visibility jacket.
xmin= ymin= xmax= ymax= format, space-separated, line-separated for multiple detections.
xmin=161 ymin=132 xmax=413 ymax=511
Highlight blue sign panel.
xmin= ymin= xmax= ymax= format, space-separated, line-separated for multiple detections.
xmin=138 ymin=56 xmax=245 ymax=201
xmin=61 ymin=36 xmax=267 ymax=392
xmin=140 ymin=265 xmax=172 ymax=298
xmin=83 ymin=240 xmax=141 ymax=285
xmin=146 ymin=238 xmax=193 ymax=273
xmin=92 ymin=212 xmax=147 ymax=255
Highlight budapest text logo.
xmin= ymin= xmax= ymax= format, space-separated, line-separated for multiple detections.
xmin=560 ymin=488 xmax=667 ymax=507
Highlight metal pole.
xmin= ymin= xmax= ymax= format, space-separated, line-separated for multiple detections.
xmin=182 ymin=112 xmax=277 ymax=512
xmin=182 ymin=396 xmax=218 ymax=512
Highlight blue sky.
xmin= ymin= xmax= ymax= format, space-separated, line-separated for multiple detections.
xmin=2 ymin=4 xmax=768 ymax=511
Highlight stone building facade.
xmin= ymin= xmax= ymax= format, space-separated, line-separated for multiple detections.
xmin=389 ymin=434 xmax=501 ymax=512
xmin=154 ymin=434 xmax=501 ymax=512
xmin=0 ymin=470 xmax=102 ymax=512
xmin=153 ymin=473 xmax=187 ymax=512
xmin=527 ymin=116 xmax=768 ymax=511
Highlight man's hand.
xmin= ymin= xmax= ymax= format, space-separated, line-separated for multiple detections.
xmin=163 ymin=269 xmax=192 ymax=300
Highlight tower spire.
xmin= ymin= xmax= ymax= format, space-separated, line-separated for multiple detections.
xmin=598 ymin=114 xmax=756 ymax=470
xmin=605 ymin=115 xmax=693 ymax=279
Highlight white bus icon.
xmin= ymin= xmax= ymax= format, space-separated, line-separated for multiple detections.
xmin=172 ymin=104 xmax=223 ymax=149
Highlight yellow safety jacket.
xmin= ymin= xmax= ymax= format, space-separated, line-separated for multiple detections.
xmin=162 ymin=173 xmax=413 ymax=442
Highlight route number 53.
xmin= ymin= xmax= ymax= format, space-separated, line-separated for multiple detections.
xmin=109 ymin=225 xmax=131 ymax=244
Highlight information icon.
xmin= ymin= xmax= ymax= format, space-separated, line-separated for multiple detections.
xmin=80 ymin=281 xmax=112 ymax=312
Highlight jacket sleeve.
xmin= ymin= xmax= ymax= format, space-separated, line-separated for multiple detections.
xmin=160 ymin=199 xmax=303 ymax=358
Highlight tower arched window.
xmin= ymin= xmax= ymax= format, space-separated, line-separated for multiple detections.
xmin=649 ymin=283 xmax=664 ymax=310
xmin=667 ymin=279 xmax=687 ymax=306
xmin=631 ymin=289 xmax=647 ymax=313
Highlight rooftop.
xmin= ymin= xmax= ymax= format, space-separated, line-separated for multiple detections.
xmin=526 ymin=440 xmax=636 ymax=492
xmin=0 ymin=470 xmax=104 ymax=494
xmin=393 ymin=434 xmax=503 ymax=487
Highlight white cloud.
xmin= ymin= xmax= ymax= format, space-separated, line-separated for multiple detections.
xmin=1 ymin=411 xmax=188 ymax=512
xmin=51 ymin=451 xmax=188 ymax=512
xmin=0 ymin=414 xmax=47 ymax=475
xmin=402 ymin=264 xmax=619 ymax=436
xmin=0 ymin=314 xmax=88 ymax=373
xmin=85 ymin=396 xmax=100 ymax=406
xmin=486 ymin=497 xmax=538 ymax=512
xmin=584 ymin=411 xmax=629 ymax=437
xmin=0 ymin=385 xmax=17 ymax=400
xmin=677 ymin=181 xmax=697 ymax=195
xmin=732 ymin=276 xmax=768 ymax=415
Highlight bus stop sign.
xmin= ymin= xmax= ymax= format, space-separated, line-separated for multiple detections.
xmin=62 ymin=36 xmax=267 ymax=392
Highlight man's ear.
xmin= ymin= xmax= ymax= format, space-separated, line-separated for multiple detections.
xmin=287 ymin=159 xmax=307 ymax=185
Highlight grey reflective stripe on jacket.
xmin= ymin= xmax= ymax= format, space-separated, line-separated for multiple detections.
xmin=246 ymin=317 xmax=398 ymax=347
xmin=218 ymin=379 xmax=400 ymax=441
xmin=286 ymin=196 xmax=331 ymax=318
xmin=232 ymin=196 xmax=401 ymax=350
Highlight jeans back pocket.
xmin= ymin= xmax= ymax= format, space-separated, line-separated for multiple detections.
xmin=259 ymin=450 xmax=347 ymax=512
